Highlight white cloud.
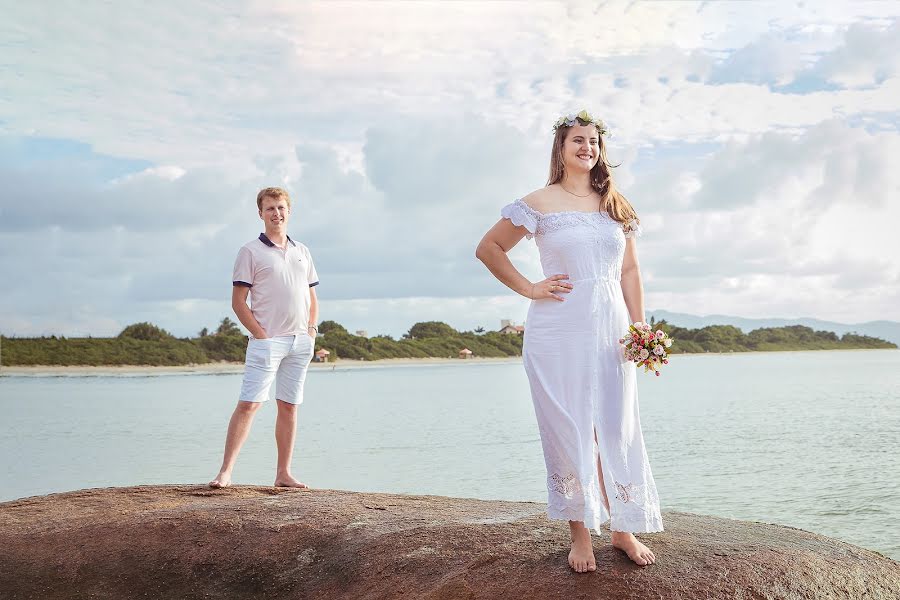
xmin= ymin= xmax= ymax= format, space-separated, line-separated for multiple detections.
xmin=709 ymin=33 xmax=818 ymax=86
xmin=3 ymin=3 xmax=898 ymax=164
xmin=634 ymin=120 xmax=900 ymax=322
xmin=815 ymin=20 xmax=900 ymax=87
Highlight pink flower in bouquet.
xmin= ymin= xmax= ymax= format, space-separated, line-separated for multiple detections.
xmin=655 ymin=330 xmax=665 ymax=339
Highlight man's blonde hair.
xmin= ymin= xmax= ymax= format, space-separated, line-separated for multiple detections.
xmin=256 ymin=187 xmax=292 ymax=211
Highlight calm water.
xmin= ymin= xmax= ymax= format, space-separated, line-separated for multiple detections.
xmin=1 ymin=350 xmax=898 ymax=560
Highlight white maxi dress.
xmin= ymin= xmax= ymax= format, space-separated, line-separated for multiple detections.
xmin=501 ymin=198 xmax=664 ymax=534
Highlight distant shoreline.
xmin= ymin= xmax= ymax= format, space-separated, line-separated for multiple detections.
xmin=0 ymin=356 xmax=523 ymax=377
xmin=1 ymin=348 xmax=895 ymax=377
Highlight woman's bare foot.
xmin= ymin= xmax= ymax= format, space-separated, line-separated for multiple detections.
xmin=611 ymin=531 xmax=656 ymax=566
xmin=274 ymin=474 xmax=308 ymax=489
xmin=208 ymin=472 xmax=232 ymax=489
xmin=567 ymin=522 xmax=597 ymax=573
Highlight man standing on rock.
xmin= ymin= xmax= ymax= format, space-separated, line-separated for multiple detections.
xmin=209 ymin=187 xmax=319 ymax=489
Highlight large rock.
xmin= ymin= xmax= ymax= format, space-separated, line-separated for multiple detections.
xmin=0 ymin=486 xmax=897 ymax=599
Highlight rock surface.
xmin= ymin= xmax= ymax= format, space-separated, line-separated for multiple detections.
xmin=0 ymin=486 xmax=897 ymax=599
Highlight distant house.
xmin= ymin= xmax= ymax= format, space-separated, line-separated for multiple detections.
xmin=355 ymin=330 xmax=368 ymax=338
xmin=499 ymin=319 xmax=524 ymax=335
xmin=458 ymin=348 xmax=473 ymax=359
xmin=314 ymin=349 xmax=331 ymax=363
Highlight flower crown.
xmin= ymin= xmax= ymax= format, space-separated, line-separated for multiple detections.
xmin=552 ymin=110 xmax=608 ymax=136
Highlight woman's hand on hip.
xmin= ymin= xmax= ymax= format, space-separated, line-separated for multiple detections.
xmin=530 ymin=274 xmax=572 ymax=301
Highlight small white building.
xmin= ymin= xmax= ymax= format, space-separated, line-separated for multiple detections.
xmin=499 ymin=323 xmax=525 ymax=335
xmin=458 ymin=348 xmax=473 ymax=359
xmin=355 ymin=330 xmax=368 ymax=338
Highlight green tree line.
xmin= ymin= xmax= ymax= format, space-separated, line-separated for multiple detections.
xmin=652 ymin=321 xmax=896 ymax=353
xmin=0 ymin=318 xmax=894 ymax=366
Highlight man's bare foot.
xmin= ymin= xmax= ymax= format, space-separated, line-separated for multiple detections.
xmin=273 ymin=474 xmax=308 ymax=489
xmin=567 ymin=522 xmax=597 ymax=573
xmin=611 ymin=531 xmax=656 ymax=566
xmin=208 ymin=472 xmax=232 ymax=489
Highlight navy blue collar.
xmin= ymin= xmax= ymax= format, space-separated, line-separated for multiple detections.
xmin=258 ymin=233 xmax=296 ymax=247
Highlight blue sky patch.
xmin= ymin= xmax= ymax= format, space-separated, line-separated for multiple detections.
xmin=0 ymin=136 xmax=153 ymax=182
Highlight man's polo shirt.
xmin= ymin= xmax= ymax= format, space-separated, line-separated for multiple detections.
xmin=232 ymin=233 xmax=319 ymax=339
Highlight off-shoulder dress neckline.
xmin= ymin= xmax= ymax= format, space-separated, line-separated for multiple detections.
xmin=514 ymin=198 xmax=608 ymax=218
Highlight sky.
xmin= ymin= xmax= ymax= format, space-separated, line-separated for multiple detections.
xmin=1 ymin=1 xmax=899 ymax=339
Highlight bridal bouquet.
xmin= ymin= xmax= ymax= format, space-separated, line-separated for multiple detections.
xmin=620 ymin=322 xmax=674 ymax=376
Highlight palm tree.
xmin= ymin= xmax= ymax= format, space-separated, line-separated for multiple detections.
xmin=216 ymin=317 xmax=242 ymax=337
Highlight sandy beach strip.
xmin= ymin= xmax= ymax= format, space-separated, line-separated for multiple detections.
xmin=4 ymin=348 xmax=889 ymax=377
xmin=0 ymin=356 xmax=523 ymax=377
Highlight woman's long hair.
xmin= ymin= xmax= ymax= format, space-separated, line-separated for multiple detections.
xmin=546 ymin=124 xmax=638 ymax=225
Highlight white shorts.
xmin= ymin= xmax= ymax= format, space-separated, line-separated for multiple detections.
xmin=239 ymin=334 xmax=315 ymax=405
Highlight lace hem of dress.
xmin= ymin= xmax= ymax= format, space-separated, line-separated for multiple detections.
xmin=549 ymin=474 xmax=658 ymax=509
xmin=546 ymin=475 xmax=663 ymax=533
xmin=545 ymin=504 xmax=664 ymax=534
xmin=610 ymin=480 xmax=663 ymax=532
xmin=610 ymin=512 xmax=664 ymax=533
xmin=546 ymin=503 xmax=603 ymax=530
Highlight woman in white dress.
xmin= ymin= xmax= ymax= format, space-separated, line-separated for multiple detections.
xmin=476 ymin=111 xmax=662 ymax=573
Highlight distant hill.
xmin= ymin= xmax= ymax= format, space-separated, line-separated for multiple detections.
xmin=648 ymin=311 xmax=900 ymax=346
